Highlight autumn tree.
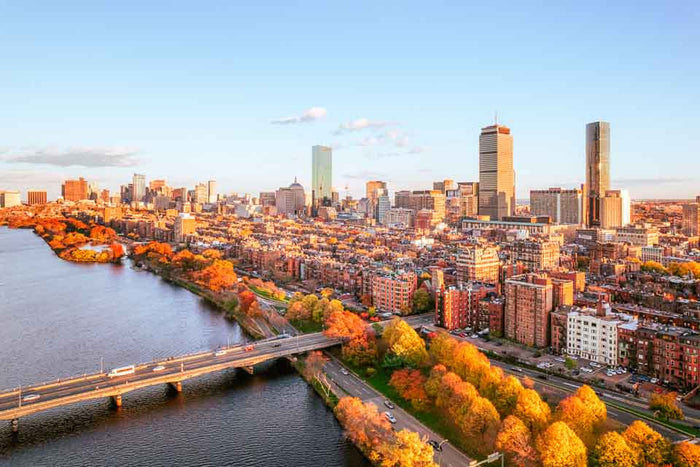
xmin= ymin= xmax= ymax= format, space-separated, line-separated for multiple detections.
xmin=411 ymin=289 xmax=434 ymax=313
xmin=325 ymin=310 xmax=378 ymax=366
xmin=672 ymin=441 xmax=700 ymax=467
xmin=590 ymin=431 xmax=635 ymax=467
xmin=649 ymin=391 xmax=684 ymax=421
xmin=238 ymin=289 xmax=258 ymax=314
xmin=381 ymin=430 xmax=437 ymax=467
xmin=622 ymin=420 xmax=670 ymax=466
xmin=303 ymin=351 xmax=331 ymax=398
xmin=495 ymin=415 xmax=538 ymax=467
xmin=390 ymin=369 xmax=430 ymax=411
xmin=536 ymin=421 xmax=587 ymax=467
xmin=382 ymin=318 xmax=428 ymax=367
xmin=513 ymin=389 xmax=551 ymax=435
xmin=192 ymin=259 xmax=237 ymax=292
xmin=334 ymin=397 xmax=393 ymax=461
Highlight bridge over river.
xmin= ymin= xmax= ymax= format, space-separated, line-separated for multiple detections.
xmin=0 ymin=314 xmax=433 ymax=432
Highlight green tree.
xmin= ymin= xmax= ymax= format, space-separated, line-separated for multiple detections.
xmin=412 ymin=289 xmax=434 ymax=313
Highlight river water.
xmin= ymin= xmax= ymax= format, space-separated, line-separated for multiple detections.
xmin=0 ymin=227 xmax=367 ymax=466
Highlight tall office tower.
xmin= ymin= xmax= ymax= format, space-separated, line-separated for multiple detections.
xmin=682 ymin=196 xmax=700 ymax=236
xmin=207 ymin=180 xmax=217 ymax=204
xmin=311 ymin=145 xmax=332 ymax=212
xmin=62 ymin=177 xmax=89 ymax=201
xmin=600 ymin=189 xmax=630 ymax=229
xmin=366 ymin=180 xmax=387 ymax=202
xmin=433 ymin=179 xmax=456 ymax=193
xmin=504 ymin=273 xmax=553 ymax=348
xmin=27 ymin=189 xmax=47 ymax=205
xmin=478 ymin=124 xmax=515 ymax=220
xmin=193 ymin=183 xmax=208 ymax=204
xmin=275 ymin=178 xmax=306 ymax=216
xmin=585 ymin=121 xmax=610 ymax=226
xmin=530 ymin=187 xmax=584 ymax=224
xmin=376 ymin=194 xmax=391 ymax=224
xmin=132 ymin=173 xmax=146 ymax=203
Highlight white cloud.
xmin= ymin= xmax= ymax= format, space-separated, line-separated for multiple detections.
xmin=334 ymin=117 xmax=391 ymax=134
xmin=271 ymin=107 xmax=327 ymax=124
xmin=4 ymin=147 xmax=139 ymax=167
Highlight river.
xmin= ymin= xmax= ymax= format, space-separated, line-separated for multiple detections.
xmin=0 ymin=227 xmax=367 ymax=466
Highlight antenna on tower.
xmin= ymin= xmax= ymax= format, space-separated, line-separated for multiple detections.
xmin=494 ymin=110 xmax=498 ymax=125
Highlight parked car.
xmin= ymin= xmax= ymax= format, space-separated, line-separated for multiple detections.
xmin=581 ymin=367 xmax=593 ymax=373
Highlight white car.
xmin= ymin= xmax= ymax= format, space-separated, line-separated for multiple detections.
xmin=581 ymin=367 xmax=593 ymax=373
xmin=22 ymin=394 xmax=41 ymax=402
xmin=214 ymin=350 xmax=227 ymax=357
xmin=589 ymin=362 xmax=602 ymax=368
xmin=341 ymin=368 xmax=349 ymax=375
xmin=384 ymin=411 xmax=397 ymax=424
xmin=152 ymin=365 xmax=166 ymax=372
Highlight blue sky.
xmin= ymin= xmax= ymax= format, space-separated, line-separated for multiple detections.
xmin=1 ymin=1 xmax=698 ymax=200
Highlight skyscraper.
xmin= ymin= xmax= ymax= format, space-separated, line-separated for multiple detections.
xmin=207 ymin=180 xmax=217 ymax=204
xmin=682 ymin=196 xmax=700 ymax=237
xmin=132 ymin=173 xmax=146 ymax=203
xmin=530 ymin=187 xmax=584 ymax=224
xmin=585 ymin=121 xmax=610 ymax=227
xmin=311 ymin=145 xmax=332 ymax=212
xmin=478 ymin=124 xmax=515 ymax=220
xmin=62 ymin=177 xmax=89 ymax=202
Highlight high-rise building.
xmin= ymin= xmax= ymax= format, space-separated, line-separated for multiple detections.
xmin=376 ymin=195 xmax=391 ymax=224
xmin=433 ymin=179 xmax=456 ymax=193
xmin=27 ymin=189 xmax=47 ymax=206
xmin=275 ymin=178 xmax=306 ymax=217
xmin=312 ymin=145 xmax=332 ymax=212
xmin=366 ymin=180 xmax=387 ymax=202
xmin=456 ymin=245 xmax=501 ymax=285
xmin=478 ymin=124 xmax=515 ymax=220
xmin=193 ymin=183 xmax=208 ymax=204
xmin=446 ymin=182 xmax=479 ymax=224
xmin=600 ymin=189 xmax=630 ymax=229
xmin=383 ymin=208 xmax=414 ymax=228
xmin=530 ymin=187 xmax=584 ymax=224
xmin=132 ymin=173 xmax=146 ymax=203
xmin=62 ymin=177 xmax=89 ymax=202
xmin=682 ymin=196 xmax=700 ymax=237
xmin=511 ymin=239 xmax=560 ymax=271
xmin=259 ymin=192 xmax=277 ymax=207
xmin=585 ymin=121 xmax=611 ymax=227
xmin=504 ymin=273 xmax=553 ymax=348
xmin=174 ymin=213 xmax=196 ymax=242
xmin=394 ymin=190 xmax=446 ymax=221
xmin=0 ymin=191 xmax=21 ymax=208
xmin=207 ymin=180 xmax=217 ymax=204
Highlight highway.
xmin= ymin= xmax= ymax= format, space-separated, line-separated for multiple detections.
xmin=0 ymin=332 xmax=339 ymax=422
xmin=324 ymin=358 xmax=472 ymax=467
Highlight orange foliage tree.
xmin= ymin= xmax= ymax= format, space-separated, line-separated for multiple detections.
xmin=389 ymin=369 xmax=429 ymax=411
xmin=192 ymin=259 xmax=237 ymax=292
xmin=536 ymin=421 xmax=587 ymax=467
xmin=495 ymin=415 xmax=538 ymax=467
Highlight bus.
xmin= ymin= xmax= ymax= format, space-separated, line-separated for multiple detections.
xmin=107 ymin=365 xmax=136 ymax=378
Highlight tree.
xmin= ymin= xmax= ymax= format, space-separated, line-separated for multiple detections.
xmin=564 ymin=357 xmax=576 ymax=370
xmin=590 ymin=431 xmax=635 ymax=467
xmin=192 ymin=259 xmax=237 ymax=292
xmin=492 ymin=375 xmax=524 ymax=417
xmin=622 ymin=420 xmax=670 ymax=466
xmin=574 ymin=385 xmax=606 ymax=427
xmin=427 ymin=332 xmax=457 ymax=368
xmin=383 ymin=318 xmax=429 ymax=367
xmin=238 ymin=289 xmax=258 ymax=314
xmin=457 ymin=396 xmax=501 ymax=455
xmin=649 ymin=391 xmax=684 ymax=421
xmin=672 ymin=441 xmax=700 ymax=467
xmin=641 ymin=260 xmax=667 ymax=274
xmin=513 ymin=389 xmax=551 ymax=434
xmin=412 ymin=289 xmax=434 ymax=313
xmin=324 ymin=310 xmax=367 ymax=342
xmin=536 ymin=421 xmax=587 ymax=467
xmin=495 ymin=415 xmax=538 ymax=467
xmin=390 ymin=369 xmax=430 ymax=411
xmin=334 ymin=397 xmax=394 ymax=462
xmin=303 ymin=351 xmax=331 ymax=398
xmin=381 ymin=430 xmax=437 ymax=467
xmin=301 ymin=294 xmax=319 ymax=316
xmin=286 ymin=300 xmax=310 ymax=321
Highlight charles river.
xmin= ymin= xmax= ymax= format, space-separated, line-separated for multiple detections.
xmin=0 ymin=227 xmax=368 ymax=466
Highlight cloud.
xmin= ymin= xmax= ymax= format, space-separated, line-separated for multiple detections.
xmin=4 ymin=147 xmax=139 ymax=167
xmin=334 ymin=118 xmax=392 ymax=134
xmin=344 ymin=170 xmax=386 ymax=180
xmin=271 ymin=107 xmax=327 ymax=124
xmin=613 ymin=177 xmax=693 ymax=186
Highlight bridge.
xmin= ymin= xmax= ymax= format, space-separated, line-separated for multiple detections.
xmin=0 ymin=314 xmax=433 ymax=432
xmin=0 ymin=332 xmax=339 ymax=431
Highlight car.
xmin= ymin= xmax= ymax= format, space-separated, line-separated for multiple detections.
xmin=428 ymin=440 xmax=443 ymax=451
xmin=581 ymin=367 xmax=593 ymax=373
xmin=510 ymin=367 xmax=524 ymax=373
xmin=536 ymin=374 xmax=548 ymax=380
xmin=244 ymin=345 xmax=255 ymax=352
xmin=214 ymin=350 xmax=227 ymax=356
xmin=590 ymin=362 xmax=602 ymax=368
xmin=554 ymin=357 xmax=566 ymax=363
xmin=650 ymin=378 xmax=659 ymax=384
xmin=384 ymin=400 xmax=395 ymax=409
xmin=22 ymin=394 xmax=40 ymax=402
xmin=341 ymin=368 xmax=349 ymax=375
xmin=459 ymin=332 xmax=468 ymax=338
xmin=272 ymin=342 xmax=281 ymax=347
xmin=384 ymin=411 xmax=397 ymax=424
xmin=152 ymin=365 xmax=166 ymax=372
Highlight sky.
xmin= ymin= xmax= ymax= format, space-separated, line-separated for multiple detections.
xmin=1 ymin=1 xmax=699 ymax=201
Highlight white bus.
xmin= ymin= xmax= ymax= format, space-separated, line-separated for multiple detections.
xmin=107 ymin=365 xmax=136 ymax=378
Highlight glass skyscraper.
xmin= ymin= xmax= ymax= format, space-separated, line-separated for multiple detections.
xmin=132 ymin=173 xmax=146 ymax=203
xmin=585 ymin=121 xmax=610 ymax=227
xmin=312 ymin=145 xmax=332 ymax=211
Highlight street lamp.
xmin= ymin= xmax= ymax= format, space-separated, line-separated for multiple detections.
xmin=468 ymin=452 xmax=504 ymax=467
xmin=438 ymin=439 xmax=449 ymax=466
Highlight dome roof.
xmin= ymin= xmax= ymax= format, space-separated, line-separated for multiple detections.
xmin=289 ymin=177 xmax=304 ymax=190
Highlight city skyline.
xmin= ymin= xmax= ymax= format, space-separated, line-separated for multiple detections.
xmin=1 ymin=2 xmax=699 ymax=200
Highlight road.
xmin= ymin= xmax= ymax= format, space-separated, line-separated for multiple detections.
xmin=421 ymin=324 xmax=697 ymax=442
xmin=324 ymin=358 xmax=472 ymax=467
xmin=0 ymin=332 xmax=339 ymax=421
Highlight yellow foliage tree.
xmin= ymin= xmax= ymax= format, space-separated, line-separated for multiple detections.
xmin=380 ymin=430 xmax=437 ymax=467
xmin=513 ymin=389 xmax=551 ymax=434
xmin=536 ymin=421 xmax=587 ymax=467
xmin=590 ymin=431 xmax=635 ymax=467
xmin=495 ymin=415 xmax=538 ymax=467
xmin=672 ymin=441 xmax=700 ymax=467
xmin=383 ymin=318 xmax=428 ymax=367
xmin=622 ymin=420 xmax=670 ymax=466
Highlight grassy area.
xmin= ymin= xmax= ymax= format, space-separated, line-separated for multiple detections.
xmin=289 ymin=319 xmax=324 ymax=334
xmin=249 ymin=284 xmax=289 ymax=303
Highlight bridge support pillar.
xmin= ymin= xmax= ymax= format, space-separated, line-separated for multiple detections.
xmin=10 ymin=419 xmax=18 ymax=433
xmin=169 ymin=381 xmax=182 ymax=392
xmin=243 ymin=366 xmax=254 ymax=375
xmin=111 ymin=395 xmax=122 ymax=407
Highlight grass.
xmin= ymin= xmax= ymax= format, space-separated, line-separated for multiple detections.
xmin=249 ymin=284 xmax=289 ymax=303
xmin=289 ymin=319 xmax=324 ymax=334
